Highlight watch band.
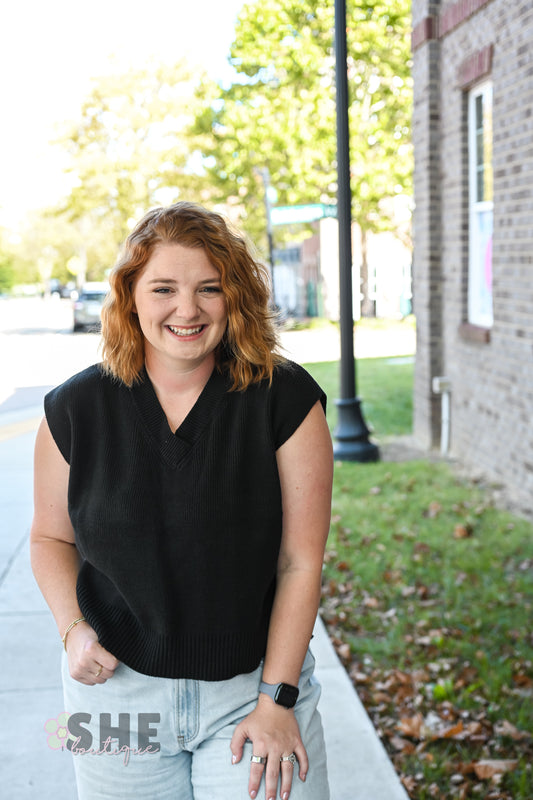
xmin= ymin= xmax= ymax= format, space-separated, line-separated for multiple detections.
xmin=259 ymin=680 xmax=299 ymax=708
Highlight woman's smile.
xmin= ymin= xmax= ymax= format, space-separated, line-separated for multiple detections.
xmin=166 ymin=324 xmax=206 ymax=338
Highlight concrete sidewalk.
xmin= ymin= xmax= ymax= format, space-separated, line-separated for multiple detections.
xmin=0 ymin=404 xmax=408 ymax=799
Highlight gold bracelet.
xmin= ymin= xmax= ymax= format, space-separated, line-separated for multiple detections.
xmin=62 ymin=617 xmax=86 ymax=651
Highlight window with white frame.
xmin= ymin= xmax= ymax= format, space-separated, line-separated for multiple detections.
xmin=468 ymin=80 xmax=493 ymax=327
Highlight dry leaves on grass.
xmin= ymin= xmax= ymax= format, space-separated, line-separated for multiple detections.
xmin=327 ymin=647 xmax=533 ymax=799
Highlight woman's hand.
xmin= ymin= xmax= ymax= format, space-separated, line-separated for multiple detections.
xmin=230 ymin=694 xmax=308 ymax=800
xmin=65 ymin=620 xmax=120 ymax=686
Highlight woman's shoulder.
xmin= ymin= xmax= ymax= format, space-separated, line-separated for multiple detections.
xmin=45 ymin=364 xmax=115 ymax=407
xmin=268 ymin=360 xmax=327 ymax=449
xmin=271 ymin=359 xmax=325 ymax=398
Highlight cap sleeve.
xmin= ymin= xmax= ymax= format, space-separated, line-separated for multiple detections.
xmin=269 ymin=361 xmax=327 ymax=450
xmin=44 ymin=384 xmax=73 ymax=464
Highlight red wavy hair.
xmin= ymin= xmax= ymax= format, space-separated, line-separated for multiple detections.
xmin=100 ymin=201 xmax=283 ymax=389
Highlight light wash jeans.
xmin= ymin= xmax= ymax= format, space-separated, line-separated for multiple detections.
xmin=62 ymin=648 xmax=330 ymax=800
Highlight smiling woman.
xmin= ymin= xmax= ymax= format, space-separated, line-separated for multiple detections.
xmin=30 ymin=201 xmax=332 ymax=800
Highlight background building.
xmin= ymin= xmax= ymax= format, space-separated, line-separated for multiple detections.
xmin=412 ymin=0 xmax=533 ymax=514
xmin=272 ymin=217 xmax=412 ymax=322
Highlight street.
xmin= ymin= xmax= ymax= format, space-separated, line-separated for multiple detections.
xmin=0 ymin=297 xmax=101 ymax=416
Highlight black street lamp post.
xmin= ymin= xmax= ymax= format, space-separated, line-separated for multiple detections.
xmin=333 ymin=0 xmax=379 ymax=462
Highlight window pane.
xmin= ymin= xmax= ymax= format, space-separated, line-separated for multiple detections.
xmin=468 ymin=81 xmax=493 ymax=327
xmin=483 ymin=93 xmax=493 ymax=202
xmin=475 ymin=95 xmax=483 ymax=130
xmin=469 ymin=209 xmax=493 ymax=327
xmin=477 ymin=169 xmax=484 ymax=202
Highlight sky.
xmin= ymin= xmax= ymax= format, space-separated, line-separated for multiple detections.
xmin=0 ymin=0 xmax=245 ymax=229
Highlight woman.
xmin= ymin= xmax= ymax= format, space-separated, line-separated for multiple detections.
xmin=31 ymin=202 xmax=333 ymax=800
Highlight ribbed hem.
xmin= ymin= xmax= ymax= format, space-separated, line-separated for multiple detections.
xmin=77 ymin=587 xmax=268 ymax=681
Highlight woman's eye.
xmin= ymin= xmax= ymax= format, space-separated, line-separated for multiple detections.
xmin=200 ymin=286 xmax=222 ymax=294
xmin=154 ymin=287 xmax=171 ymax=294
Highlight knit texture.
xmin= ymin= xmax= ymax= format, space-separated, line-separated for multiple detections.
xmin=45 ymin=361 xmax=326 ymax=680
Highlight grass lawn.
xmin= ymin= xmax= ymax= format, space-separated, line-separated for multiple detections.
xmin=307 ymin=355 xmax=415 ymax=436
xmin=305 ymin=359 xmax=533 ymax=800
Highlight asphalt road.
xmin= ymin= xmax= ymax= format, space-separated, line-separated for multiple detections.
xmin=1 ymin=297 xmax=101 ymax=416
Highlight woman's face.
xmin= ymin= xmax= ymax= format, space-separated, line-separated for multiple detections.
xmin=133 ymin=243 xmax=228 ymax=374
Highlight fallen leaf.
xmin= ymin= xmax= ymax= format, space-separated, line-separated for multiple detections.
xmin=437 ymin=720 xmax=464 ymax=740
xmin=350 ymin=670 xmax=369 ymax=684
xmin=398 ymin=712 xmax=424 ymax=739
xmin=389 ymin=735 xmax=415 ymax=754
xmin=513 ymin=672 xmax=533 ymax=688
xmin=336 ymin=560 xmax=350 ymax=572
xmin=336 ymin=642 xmax=351 ymax=661
xmin=473 ymin=759 xmax=519 ymax=779
xmin=383 ymin=569 xmax=402 ymax=583
xmin=494 ymin=719 xmax=531 ymax=740
xmin=424 ymin=501 xmax=442 ymax=518
xmin=400 ymin=775 xmax=418 ymax=792
xmin=372 ymin=691 xmax=392 ymax=705
xmin=454 ymin=523 xmax=473 ymax=539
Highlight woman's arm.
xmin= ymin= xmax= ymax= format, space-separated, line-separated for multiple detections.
xmin=30 ymin=417 xmax=119 ymax=684
xmin=231 ymin=399 xmax=333 ymax=800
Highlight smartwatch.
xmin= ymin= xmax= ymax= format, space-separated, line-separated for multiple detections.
xmin=259 ymin=681 xmax=299 ymax=709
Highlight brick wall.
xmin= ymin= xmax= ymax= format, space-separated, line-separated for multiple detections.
xmin=412 ymin=0 xmax=533 ymax=514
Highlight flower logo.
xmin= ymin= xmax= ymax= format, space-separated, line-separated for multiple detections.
xmin=44 ymin=712 xmax=71 ymax=750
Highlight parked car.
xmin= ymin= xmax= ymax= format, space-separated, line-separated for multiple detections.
xmin=72 ymin=282 xmax=109 ymax=332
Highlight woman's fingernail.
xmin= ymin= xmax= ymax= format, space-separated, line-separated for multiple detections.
xmin=283 ymin=793 xmax=289 ymax=800
xmin=231 ymin=755 xmax=237 ymax=764
xmin=301 ymin=773 xmax=307 ymax=781
xmin=250 ymin=792 xmax=257 ymax=799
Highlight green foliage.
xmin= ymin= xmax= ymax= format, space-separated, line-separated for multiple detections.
xmin=0 ymin=243 xmax=15 ymax=291
xmin=0 ymin=229 xmax=39 ymax=289
xmin=322 ymin=459 xmax=533 ymax=797
xmin=0 ymin=257 xmax=15 ymax=291
xmin=304 ymin=353 xmax=414 ymax=436
xmin=53 ymin=61 xmax=213 ymax=268
xmin=194 ymin=0 xmax=412 ymax=251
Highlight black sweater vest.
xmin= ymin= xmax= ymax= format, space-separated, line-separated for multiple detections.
xmin=45 ymin=361 xmax=325 ymax=680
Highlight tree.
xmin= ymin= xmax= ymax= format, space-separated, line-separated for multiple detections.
xmin=7 ymin=211 xmax=84 ymax=289
xmin=0 ymin=240 xmax=16 ymax=291
xmin=194 ymin=0 xmax=412 ymax=314
xmin=54 ymin=61 xmax=213 ymax=274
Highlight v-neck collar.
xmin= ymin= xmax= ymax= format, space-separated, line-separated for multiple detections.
xmin=129 ymin=366 xmax=230 ymax=468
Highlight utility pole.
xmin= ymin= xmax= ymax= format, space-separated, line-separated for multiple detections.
xmin=333 ymin=0 xmax=379 ymax=462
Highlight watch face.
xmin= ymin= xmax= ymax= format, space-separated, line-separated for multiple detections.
xmin=275 ymin=683 xmax=299 ymax=708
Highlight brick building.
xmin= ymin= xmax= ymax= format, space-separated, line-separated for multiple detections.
xmin=412 ymin=0 xmax=533 ymax=514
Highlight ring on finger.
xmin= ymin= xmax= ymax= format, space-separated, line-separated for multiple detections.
xmin=250 ymin=755 xmax=267 ymax=764
xmin=280 ymin=753 xmax=297 ymax=766
xmin=94 ymin=664 xmax=103 ymax=678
